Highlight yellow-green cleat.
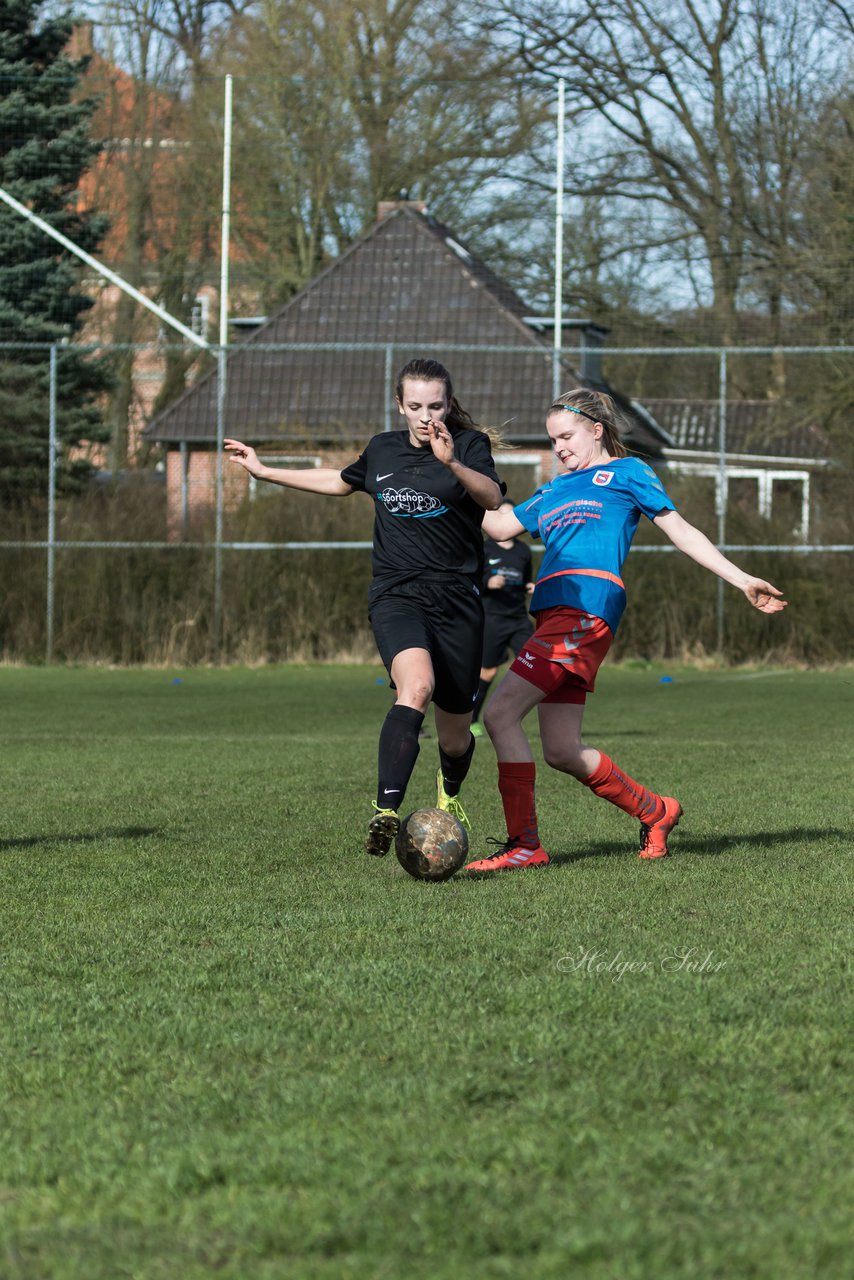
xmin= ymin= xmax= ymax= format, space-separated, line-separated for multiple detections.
xmin=366 ymin=805 xmax=399 ymax=857
xmin=436 ymin=769 xmax=471 ymax=831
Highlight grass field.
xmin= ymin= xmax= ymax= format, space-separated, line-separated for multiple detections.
xmin=1 ymin=664 xmax=852 ymax=1279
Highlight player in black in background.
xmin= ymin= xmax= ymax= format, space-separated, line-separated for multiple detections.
xmin=225 ymin=358 xmax=503 ymax=856
xmin=471 ymin=500 xmax=535 ymax=738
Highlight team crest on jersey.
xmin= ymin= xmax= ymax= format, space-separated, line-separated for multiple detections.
xmin=592 ymin=470 xmax=614 ymax=487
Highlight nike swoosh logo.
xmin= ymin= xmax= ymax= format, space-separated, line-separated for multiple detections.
xmin=376 ymin=473 xmax=394 ymax=482
xmin=488 ymin=558 xmax=501 ymax=564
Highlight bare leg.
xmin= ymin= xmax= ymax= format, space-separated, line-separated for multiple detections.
xmin=480 ymin=670 xmax=680 ymax=864
xmin=482 ymin=669 xmax=546 ymax=761
xmin=471 ymin=664 xmax=498 ymax=730
xmin=537 ymin=702 xmax=600 ymax=778
xmin=539 ymin=701 xmax=680 ymax=858
xmin=434 ymin=705 xmax=473 ymax=756
xmin=463 ymin=671 xmax=550 ymax=865
xmin=390 ymin=647 xmax=435 ymax=712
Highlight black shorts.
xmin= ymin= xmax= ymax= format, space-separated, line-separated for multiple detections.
xmin=369 ymin=578 xmax=484 ymax=715
xmin=481 ymin=609 xmax=535 ymax=669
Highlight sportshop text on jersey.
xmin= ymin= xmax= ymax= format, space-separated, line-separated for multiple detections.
xmin=341 ymin=427 xmax=502 ymax=585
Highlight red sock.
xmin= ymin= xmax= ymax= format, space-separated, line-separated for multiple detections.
xmin=498 ymin=762 xmax=540 ymax=850
xmin=582 ymin=753 xmax=664 ymax=823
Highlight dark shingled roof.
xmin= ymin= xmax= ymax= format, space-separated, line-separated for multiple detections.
xmin=645 ymin=400 xmax=834 ymax=460
xmin=144 ymin=206 xmax=671 ymax=456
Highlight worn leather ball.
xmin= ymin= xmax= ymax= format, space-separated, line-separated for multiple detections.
xmin=395 ymin=807 xmax=468 ymax=882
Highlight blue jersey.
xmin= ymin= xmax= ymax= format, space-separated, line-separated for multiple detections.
xmin=514 ymin=457 xmax=675 ymax=633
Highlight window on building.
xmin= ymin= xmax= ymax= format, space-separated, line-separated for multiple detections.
xmin=190 ymin=294 xmax=210 ymax=339
xmin=248 ymin=456 xmax=322 ymax=499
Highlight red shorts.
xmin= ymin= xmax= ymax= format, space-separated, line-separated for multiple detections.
xmin=508 ymin=606 xmax=613 ymax=704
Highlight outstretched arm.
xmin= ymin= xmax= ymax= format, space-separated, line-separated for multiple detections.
xmin=653 ymin=509 xmax=787 ymax=613
xmin=224 ymin=439 xmax=353 ymax=496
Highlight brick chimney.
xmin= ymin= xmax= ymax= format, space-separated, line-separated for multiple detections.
xmin=67 ymin=20 xmax=95 ymax=60
xmin=377 ymin=198 xmax=428 ymax=222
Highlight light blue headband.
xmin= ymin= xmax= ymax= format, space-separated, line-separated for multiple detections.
xmin=549 ymin=402 xmax=600 ymax=424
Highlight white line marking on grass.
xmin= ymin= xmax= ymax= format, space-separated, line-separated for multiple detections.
xmin=716 ymin=671 xmax=799 ymax=681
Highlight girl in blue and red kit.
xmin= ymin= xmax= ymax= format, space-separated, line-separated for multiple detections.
xmin=465 ymin=388 xmax=788 ymax=873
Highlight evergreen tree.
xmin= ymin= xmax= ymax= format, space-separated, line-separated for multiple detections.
xmin=0 ymin=0 xmax=111 ymax=499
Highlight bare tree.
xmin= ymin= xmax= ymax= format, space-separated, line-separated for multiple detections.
xmin=785 ymin=87 xmax=854 ymax=450
xmin=825 ymin=0 xmax=854 ymax=35
xmin=83 ymin=6 xmax=182 ymax=467
xmin=218 ymin=0 xmax=550 ymax=305
xmin=498 ymin=0 xmax=850 ymax=343
xmin=87 ymin=0 xmax=253 ymax=460
xmin=795 ymin=90 xmax=854 ymax=340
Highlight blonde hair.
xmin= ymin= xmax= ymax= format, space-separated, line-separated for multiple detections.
xmin=549 ymin=389 xmax=629 ymax=459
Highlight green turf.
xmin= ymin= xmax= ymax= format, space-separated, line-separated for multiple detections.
xmin=1 ymin=665 xmax=852 ymax=1279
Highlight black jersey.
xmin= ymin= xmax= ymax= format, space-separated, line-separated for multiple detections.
xmin=341 ymin=427 xmax=500 ymax=589
xmin=482 ymin=537 xmax=533 ymax=617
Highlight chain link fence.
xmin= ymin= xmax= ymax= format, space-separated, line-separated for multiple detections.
xmin=1 ymin=341 xmax=851 ymax=664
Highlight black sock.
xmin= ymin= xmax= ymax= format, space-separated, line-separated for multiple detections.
xmin=438 ymin=733 xmax=476 ymax=798
xmin=377 ymin=704 xmax=424 ymax=810
xmin=471 ymin=678 xmax=491 ymax=723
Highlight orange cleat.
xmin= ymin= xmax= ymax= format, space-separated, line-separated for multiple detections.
xmin=638 ymin=796 xmax=682 ymax=859
xmin=464 ymin=840 xmax=550 ymax=874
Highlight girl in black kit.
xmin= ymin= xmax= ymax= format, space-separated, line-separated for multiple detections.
xmin=471 ymin=500 xmax=535 ymax=736
xmin=224 ymin=358 xmax=503 ymax=856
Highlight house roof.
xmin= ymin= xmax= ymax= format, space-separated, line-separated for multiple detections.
xmin=143 ymin=206 xmax=671 ymax=455
xmin=645 ymin=400 xmax=834 ymax=461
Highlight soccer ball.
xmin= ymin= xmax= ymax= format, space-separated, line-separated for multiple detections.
xmin=395 ymin=807 xmax=469 ymax=882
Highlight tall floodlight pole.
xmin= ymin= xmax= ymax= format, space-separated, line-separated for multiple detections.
xmin=716 ymin=348 xmax=728 ymax=653
xmin=213 ymin=73 xmax=233 ymax=661
xmin=46 ymin=345 xmax=58 ymax=663
xmin=219 ymin=75 xmax=233 ymax=353
xmin=553 ymin=79 xmax=565 ymax=401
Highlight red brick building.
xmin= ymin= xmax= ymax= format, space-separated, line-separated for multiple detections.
xmin=143 ymin=204 xmax=672 ymax=531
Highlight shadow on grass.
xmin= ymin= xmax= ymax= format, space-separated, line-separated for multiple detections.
xmin=549 ymin=825 xmax=852 ymax=865
xmin=0 ymin=826 xmax=163 ymax=852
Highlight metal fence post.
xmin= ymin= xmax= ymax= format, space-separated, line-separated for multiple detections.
xmin=553 ymin=78 xmax=565 ymax=402
xmin=0 ymin=337 xmax=852 ymax=668
xmin=180 ymin=440 xmax=189 ymax=535
xmin=213 ymin=343 xmax=226 ymax=661
xmin=46 ymin=344 xmax=58 ymax=664
xmin=716 ymin=348 xmax=728 ymax=653
xmin=384 ymin=344 xmax=393 ymax=431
